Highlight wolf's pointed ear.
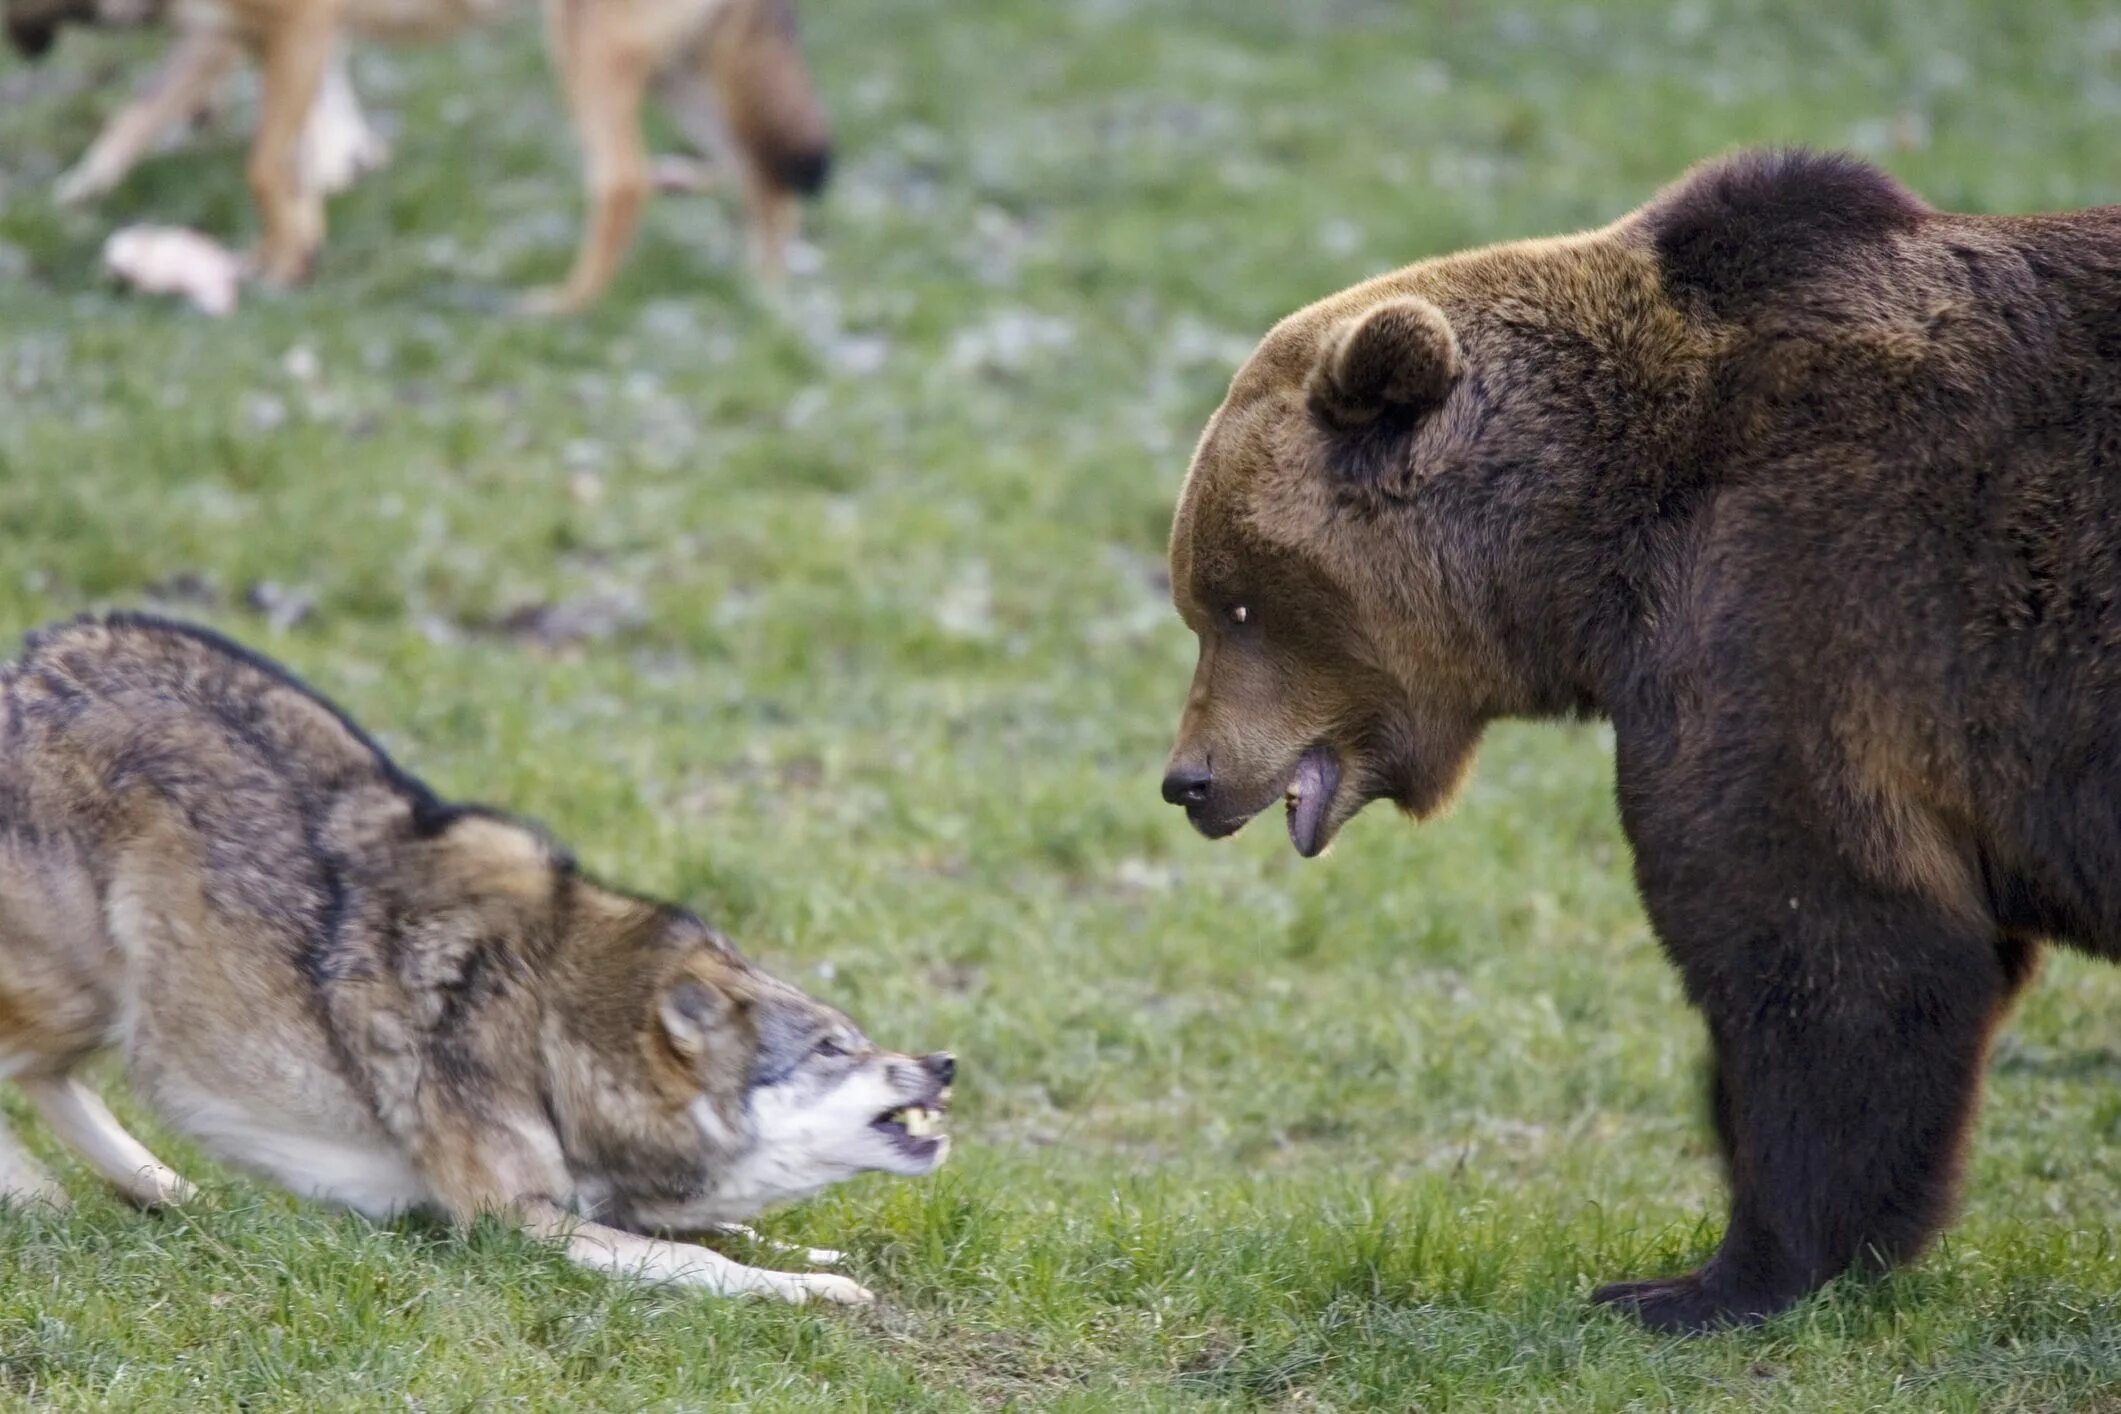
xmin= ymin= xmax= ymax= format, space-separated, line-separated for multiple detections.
xmin=660 ymin=978 xmax=735 ymax=1060
xmin=1306 ymin=295 xmax=1462 ymax=434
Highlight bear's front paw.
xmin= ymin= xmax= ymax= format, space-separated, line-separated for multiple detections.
xmin=1592 ymin=1269 xmax=1792 ymax=1334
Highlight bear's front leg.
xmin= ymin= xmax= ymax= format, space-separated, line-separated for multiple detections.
xmin=1597 ymin=846 xmax=2015 ymax=1333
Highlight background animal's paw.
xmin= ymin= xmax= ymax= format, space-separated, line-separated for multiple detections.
xmin=650 ymin=155 xmax=719 ymax=194
xmin=244 ymin=242 xmax=318 ymax=290
xmin=775 ymin=1271 xmax=874 ymax=1305
xmin=1592 ymin=1271 xmax=1785 ymax=1333
xmin=513 ymin=285 xmax=586 ymax=318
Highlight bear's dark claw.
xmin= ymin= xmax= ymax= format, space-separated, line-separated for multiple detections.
xmin=1592 ymin=1269 xmax=1790 ymax=1334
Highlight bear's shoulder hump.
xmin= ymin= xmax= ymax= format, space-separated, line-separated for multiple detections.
xmin=1641 ymin=149 xmax=1930 ymax=312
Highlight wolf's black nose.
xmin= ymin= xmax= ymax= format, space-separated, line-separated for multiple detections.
xmin=926 ymin=1052 xmax=955 ymax=1085
xmin=1161 ymin=764 xmax=1212 ymax=806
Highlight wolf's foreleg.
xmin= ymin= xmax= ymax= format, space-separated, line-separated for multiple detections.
xmin=16 ymin=1074 xmax=194 ymax=1208
xmin=0 ymin=1092 xmax=69 ymax=1212
xmin=709 ymin=1221 xmax=843 ymax=1266
xmin=523 ymin=1200 xmax=871 ymax=1303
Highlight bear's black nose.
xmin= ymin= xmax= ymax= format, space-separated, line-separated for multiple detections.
xmin=1161 ymin=764 xmax=1213 ymax=806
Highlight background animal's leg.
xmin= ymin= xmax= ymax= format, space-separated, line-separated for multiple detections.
xmin=1593 ymin=848 xmax=2009 ymax=1332
xmin=246 ymin=12 xmax=336 ymax=284
xmin=648 ymin=68 xmax=725 ymax=194
xmin=523 ymin=1201 xmax=870 ymax=1302
xmin=734 ymin=161 xmax=798 ymax=281
xmin=661 ymin=52 xmax=794 ymax=274
xmin=297 ymin=45 xmax=390 ymax=197
xmin=695 ymin=0 xmax=830 ymax=279
xmin=16 ymin=1073 xmax=193 ymax=1209
xmin=54 ymin=29 xmax=242 ymax=206
xmin=521 ymin=0 xmax=652 ymax=314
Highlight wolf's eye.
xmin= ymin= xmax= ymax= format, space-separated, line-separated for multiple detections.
xmin=814 ymin=1034 xmax=847 ymax=1058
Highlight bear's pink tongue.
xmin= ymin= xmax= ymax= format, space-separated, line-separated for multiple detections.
xmin=1285 ymin=746 xmax=1341 ymax=858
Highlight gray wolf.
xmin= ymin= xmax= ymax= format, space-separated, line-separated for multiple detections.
xmin=0 ymin=613 xmax=948 ymax=1302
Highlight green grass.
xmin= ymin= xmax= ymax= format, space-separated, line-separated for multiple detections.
xmin=5 ymin=0 xmax=2121 ymax=1407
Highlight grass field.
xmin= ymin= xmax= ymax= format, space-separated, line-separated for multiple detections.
xmin=5 ymin=0 xmax=2121 ymax=1407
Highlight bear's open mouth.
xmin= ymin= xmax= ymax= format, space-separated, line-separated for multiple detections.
xmin=1281 ymin=744 xmax=1343 ymax=858
xmin=1201 ymin=742 xmax=1347 ymax=855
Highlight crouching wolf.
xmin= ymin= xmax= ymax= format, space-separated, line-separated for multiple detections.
xmin=0 ymin=613 xmax=951 ymax=1302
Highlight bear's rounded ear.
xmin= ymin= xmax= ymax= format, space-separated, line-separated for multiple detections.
xmin=1305 ymin=295 xmax=1462 ymax=433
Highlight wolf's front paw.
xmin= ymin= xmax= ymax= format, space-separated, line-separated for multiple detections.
xmin=132 ymin=1166 xmax=197 ymax=1210
xmin=771 ymin=1271 xmax=873 ymax=1305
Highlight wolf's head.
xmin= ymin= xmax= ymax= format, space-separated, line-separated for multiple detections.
xmin=544 ymin=887 xmax=952 ymax=1230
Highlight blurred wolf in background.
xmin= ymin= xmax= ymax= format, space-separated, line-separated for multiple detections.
xmin=0 ymin=614 xmax=952 ymax=1302
xmin=3 ymin=0 xmax=832 ymax=310
xmin=9 ymin=0 xmax=390 ymax=206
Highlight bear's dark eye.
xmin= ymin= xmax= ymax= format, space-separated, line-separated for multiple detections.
xmin=1229 ymin=604 xmax=1250 ymax=626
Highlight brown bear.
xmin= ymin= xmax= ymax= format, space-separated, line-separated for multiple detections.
xmin=1159 ymin=148 xmax=2121 ymax=1331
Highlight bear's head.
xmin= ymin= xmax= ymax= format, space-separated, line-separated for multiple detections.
xmin=1161 ymin=284 xmax=1499 ymax=857
xmin=1162 ymin=151 xmax=1933 ymax=856
xmin=1161 ymin=197 xmax=1730 ymax=855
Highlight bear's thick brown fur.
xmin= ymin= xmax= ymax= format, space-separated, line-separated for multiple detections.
xmin=1161 ymin=149 xmax=2121 ymax=1330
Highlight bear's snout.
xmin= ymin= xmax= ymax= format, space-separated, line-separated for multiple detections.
xmin=1160 ymin=762 xmax=1213 ymax=808
xmin=1160 ymin=757 xmax=1256 ymax=840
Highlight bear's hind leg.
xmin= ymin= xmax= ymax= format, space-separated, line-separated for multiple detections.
xmin=1597 ymin=864 xmax=2011 ymax=1333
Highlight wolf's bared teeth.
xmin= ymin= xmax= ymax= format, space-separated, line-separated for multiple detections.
xmin=879 ymin=1103 xmax=948 ymax=1140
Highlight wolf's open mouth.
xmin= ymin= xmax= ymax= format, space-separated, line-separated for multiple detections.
xmin=872 ymin=1091 xmax=950 ymax=1158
